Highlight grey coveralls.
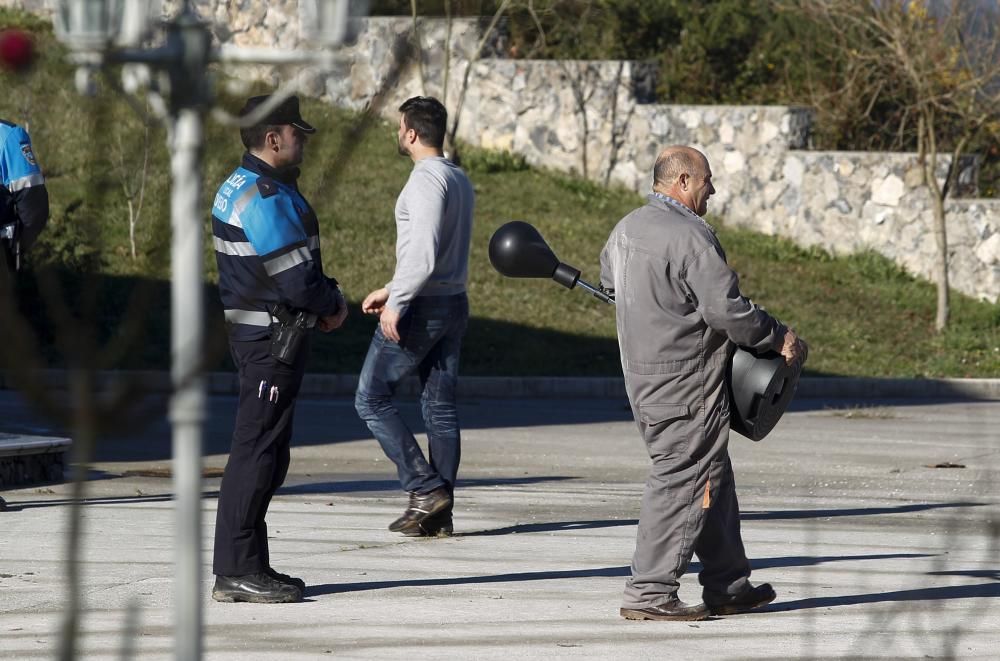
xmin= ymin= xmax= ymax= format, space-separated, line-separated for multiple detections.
xmin=599 ymin=193 xmax=787 ymax=609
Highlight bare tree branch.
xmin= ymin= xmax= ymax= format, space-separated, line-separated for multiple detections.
xmin=800 ymin=0 xmax=1000 ymax=330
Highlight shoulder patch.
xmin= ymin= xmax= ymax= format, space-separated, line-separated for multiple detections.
xmin=256 ymin=177 xmax=278 ymax=199
xmin=20 ymin=143 xmax=36 ymax=166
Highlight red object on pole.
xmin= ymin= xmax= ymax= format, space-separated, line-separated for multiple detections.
xmin=0 ymin=29 xmax=36 ymax=72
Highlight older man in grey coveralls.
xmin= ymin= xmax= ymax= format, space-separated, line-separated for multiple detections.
xmin=600 ymin=145 xmax=806 ymax=621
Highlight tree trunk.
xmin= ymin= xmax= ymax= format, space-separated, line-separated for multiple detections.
xmin=446 ymin=0 xmax=511 ymax=158
xmin=930 ymin=190 xmax=950 ymax=332
xmin=128 ymin=199 xmax=137 ymax=260
xmin=409 ymin=0 xmax=427 ymax=95
xmin=918 ymin=111 xmax=949 ymax=331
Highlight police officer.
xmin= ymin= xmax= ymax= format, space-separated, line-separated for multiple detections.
xmin=1 ymin=119 xmax=48 ymax=271
xmin=210 ymin=95 xmax=348 ymax=604
xmin=601 ymin=145 xmax=806 ymax=621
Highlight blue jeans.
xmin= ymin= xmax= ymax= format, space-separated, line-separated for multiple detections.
xmin=355 ymin=293 xmax=468 ymax=494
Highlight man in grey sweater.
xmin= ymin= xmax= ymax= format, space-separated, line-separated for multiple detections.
xmin=601 ymin=145 xmax=806 ymax=621
xmin=355 ymin=96 xmax=474 ymax=537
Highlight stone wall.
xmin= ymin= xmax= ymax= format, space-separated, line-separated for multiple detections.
xmin=5 ymin=4 xmax=998 ymax=301
xmin=762 ymin=152 xmax=1000 ymax=302
xmin=217 ymin=13 xmax=1000 ymax=302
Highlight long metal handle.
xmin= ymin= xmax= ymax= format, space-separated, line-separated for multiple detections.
xmin=576 ymin=278 xmax=615 ymax=304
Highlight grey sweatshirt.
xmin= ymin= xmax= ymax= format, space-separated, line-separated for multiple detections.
xmin=386 ymin=156 xmax=475 ymax=314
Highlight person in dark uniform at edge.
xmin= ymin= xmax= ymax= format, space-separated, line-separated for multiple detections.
xmin=601 ymin=145 xmax=807 ymax=621
xmin=1 ymin=118 xmax=49 ymax=271
xmin=210 ymin=95 xmax=348 ymax=603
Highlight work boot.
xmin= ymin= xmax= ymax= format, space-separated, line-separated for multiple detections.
xmin=704 ymin=582 xmax=776 ymax=615
xmin=620 ymin=598 xmax=710 ymax=621
xmin=266 ymin=567 xmax=306 ymax=591
xmin=211 ymin=572 xmax=302 ymax=603
xmin=388 ymin=487 xmax=452 ymax=535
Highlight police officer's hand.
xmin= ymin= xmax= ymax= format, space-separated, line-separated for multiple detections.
xmin=362 ymin=287 xmax=389 ymax=315
xmin=318 ymin=290 xmax=349 ymax=332
xmin=780 ymin=329 xmax=808 ymax=367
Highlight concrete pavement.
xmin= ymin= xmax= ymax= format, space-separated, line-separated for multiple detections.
xmin=1 ymin=393 xmax=998 ymax=659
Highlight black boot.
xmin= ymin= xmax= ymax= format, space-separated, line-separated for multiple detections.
xmin=267 ymin=567 xmax=306 ymax=591
xmin=703 ymin=583 xmax=776 ymax=615
xmin=212 ymin=572 xmax=302 ymax=603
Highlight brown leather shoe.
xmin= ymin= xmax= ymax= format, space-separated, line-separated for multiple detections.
xmin=389 ymin=488 xmax=452 ymax=534
xmin=401 ymin=507 xmax=453 ymax=537
xmin=704 ymin=582 xmax=776 ymax=615
xmin=620 ymin=598 xmax=709 ymax=621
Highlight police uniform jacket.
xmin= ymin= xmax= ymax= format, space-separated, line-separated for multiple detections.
xmin=211 ymin=153 xmax=340 ymax=341
xmin=1 ymin=120 xmax=49 ymax=252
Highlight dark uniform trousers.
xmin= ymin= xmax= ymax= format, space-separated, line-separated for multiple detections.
xmin=213 ymin=336 xmax=309 ymax=577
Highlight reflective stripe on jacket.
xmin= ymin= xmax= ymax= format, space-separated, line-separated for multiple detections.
xmin=211 ymin=153 xmax=339 ymax=341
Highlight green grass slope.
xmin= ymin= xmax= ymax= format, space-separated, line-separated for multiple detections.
xmin=1 ymin=11 xmax=997 ymax=377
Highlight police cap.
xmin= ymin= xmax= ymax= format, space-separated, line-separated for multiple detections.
xmin=240 ymin=94 xmax=316 ymax=134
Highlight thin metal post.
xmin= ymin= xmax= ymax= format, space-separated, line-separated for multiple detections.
xmin=168 ymin=106 xmax=206 ymax=661
xmin=164 ymin=10 xmax=211 ymax=660
xmin=50 ymin=4 xmax=361 ymax=659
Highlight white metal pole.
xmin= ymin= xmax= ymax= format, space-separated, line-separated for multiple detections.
xmin=168 ymin=106 xmax=206 ymax=661
xmin=52 ymin=5 xmax=360 ymax=660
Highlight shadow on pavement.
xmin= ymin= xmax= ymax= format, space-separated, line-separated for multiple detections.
xmin=926 ymin=569 xmax=1000 ymax=580
xmin=0 ymin=491 xmax=217 ymax=511
xmin=742 ymin=552 xmax=933 ymax=572
xmin=308 ymin=552 xmax=936 ymax=597
xmin=2 ymin=388 xmax=994 ymax=465
xmin=0 ymin=475 xmax=580 ymax=509
xmin=457 ymin=519 xmax=635 ymax=537
xmin=742 ymin=501 xmax=986 ymax=520
xmin=451 ymin=502 xmax=984 ymax=536
xmin=277 ymin=475 xmax=577 ymax=496
xmin=765 ymin=581 xmax=1000 ymax=612
xmin=310 ymin=566 xmax=630 ymax=596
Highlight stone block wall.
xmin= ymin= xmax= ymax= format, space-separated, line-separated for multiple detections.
xmin=228 ymin=13 xmax=1000 ymax=302
xmin=5 ymin=4 xmax=998 ymax=301
xmin=437 ymin=59 xmax=658 ymax=182
xmin=758 ymin=152 xmax=1000 ymax=302
xmin=355 ymin=18 xmax=1000 ymax=302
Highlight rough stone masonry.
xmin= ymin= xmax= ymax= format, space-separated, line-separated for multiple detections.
xmin=9 ymin=1 xmax=999 ymax=302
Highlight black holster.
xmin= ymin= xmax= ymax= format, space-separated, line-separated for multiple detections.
xmin=269 ymin=305 xmax=314 ymax=364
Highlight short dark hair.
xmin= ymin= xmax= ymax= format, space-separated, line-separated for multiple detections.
xmin=399 ymin=96 xmax=447 ymax=149
xmin=240 ymin=123 xmax=281 ymax=151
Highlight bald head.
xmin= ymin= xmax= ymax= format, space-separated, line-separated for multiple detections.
xmin=653 ymin=146 xmax=708 ymax=189
xmin=652 ymin=145 xmax=715 ymax=216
